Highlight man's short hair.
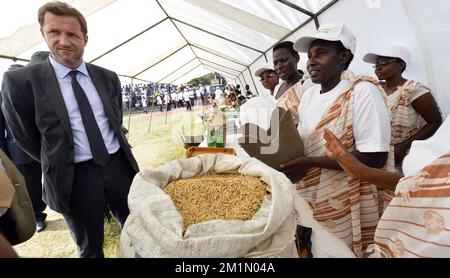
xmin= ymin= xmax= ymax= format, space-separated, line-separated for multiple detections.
xmin=38 ymin=1 xmax=88 ymax=35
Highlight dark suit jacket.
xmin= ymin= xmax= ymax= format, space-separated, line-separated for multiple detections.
xmin=1 ymin=60 xmax=139 ymax=214
xmin=0 ymin=93 xmax=36 ymax=165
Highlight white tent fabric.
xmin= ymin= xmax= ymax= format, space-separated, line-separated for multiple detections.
xmin=0 ymin=0 xmax=449 ymax=116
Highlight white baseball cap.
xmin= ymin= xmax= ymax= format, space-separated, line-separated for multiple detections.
xmin=294 ymin=23 xmax=356 ymax=54
xmin=363 ymin=45 xmax=410 ymax=65
xmin=255 ymin=64 xmax=276 ymax=77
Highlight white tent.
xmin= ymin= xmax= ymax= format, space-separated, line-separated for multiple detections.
xmin=1 ymin=0 xmax=449 ymax=116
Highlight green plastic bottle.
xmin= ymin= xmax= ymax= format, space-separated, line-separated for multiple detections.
xmin=215 ymin=125 xmax=225 ymax=147
xmin=207 ymin=125 xmax=216 ymax=147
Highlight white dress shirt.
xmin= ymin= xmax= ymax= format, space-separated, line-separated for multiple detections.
xmin=49 ymin=56 xmax=120 ymax=163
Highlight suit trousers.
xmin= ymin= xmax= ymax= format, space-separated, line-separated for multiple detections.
xmin=16 ymin=162 xmax=46 ymax=222
xmin=63 ymin=148 xmax=136 ymax=258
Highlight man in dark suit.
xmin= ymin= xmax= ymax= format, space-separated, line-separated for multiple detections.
xmin=1 ymin=1 xmax=139 ymax=258
xmin=0 ymin=53 xmax=49 ymax=233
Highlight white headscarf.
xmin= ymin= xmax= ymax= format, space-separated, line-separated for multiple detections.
xmin=402 ymin=115 xmax=450 ymax=176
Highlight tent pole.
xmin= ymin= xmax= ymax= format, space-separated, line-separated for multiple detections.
xmin=165 ymin=86 xmax=170 ymax=125
xmin=126 ymin=78 xmax=134 ymax=140
xmin=147 ymin=94 xmax=155 ymax=133
xmin=0 ymin=55 xmax=29 ymax=63
xmin=247 ymin=67 xmax=259 ymax=95
xmin=275 ymin=0 xmax=315 ymax=17
xmin=242 ymin=72 xmax=249 ymax=88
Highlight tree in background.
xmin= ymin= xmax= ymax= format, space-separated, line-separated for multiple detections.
xmin=187 ymin=73 xmax=227 ymax=87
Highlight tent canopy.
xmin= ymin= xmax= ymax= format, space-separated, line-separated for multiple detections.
xmin=0 ymin=0 xmax=449 ymax=116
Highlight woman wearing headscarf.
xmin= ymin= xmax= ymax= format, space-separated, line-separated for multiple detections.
xmin=281 ymin=23 xmax=392 ymax=257
xmin=363 ymin=46 xmax=442 ymax=169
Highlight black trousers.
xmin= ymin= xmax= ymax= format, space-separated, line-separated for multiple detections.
xmin=63 ymin=149 xmax=136 ymax=258
xmin=16 ymin=162 xmax=46 ymax=222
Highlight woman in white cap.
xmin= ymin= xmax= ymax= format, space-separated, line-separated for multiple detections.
xmin=281 ymin=23 xmax=392 ymax=257
xmin=363 ymin=46 xmax=442 ymax=169
xmin=324 ymin=113 xmax=450 ymax=257
xmin=255 ymin=66 xmax=279 ymax=96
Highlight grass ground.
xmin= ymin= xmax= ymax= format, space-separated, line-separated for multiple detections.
xmin=12 ymin=106 xmax=205 ymax=258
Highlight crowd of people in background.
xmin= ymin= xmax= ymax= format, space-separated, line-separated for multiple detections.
xmin=120 ymin=82 xmax=255 ymax=113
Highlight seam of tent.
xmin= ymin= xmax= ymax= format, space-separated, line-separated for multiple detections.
xmin=191 ymin=44 xmax=249 ymax=67
xmin=117 ymin=74 xmax=148 ymax=83
xmin=132 ymin=44 xmax=189 ymax=78
xmin=171 ymin=18 xmax=266 ymax=54
xmin=202 ymin=64 xmax=240 ymax=78
xmin=89 ymin=17 xmax=170 ymax=64
xmin=157 ymin=58 xmax=198 ymax=83
xmin=155 ymin=0 xmax=205 ymax=84
xmin=168 ymin=64 xmax=203 ymax=84
xmin=198 ymin=58 xmax=242 ymax=74
xmin=203 ymin=64 xmax=239 ymax=78
xmin=203 ymin=65 xmax=239 ymax=79
xmin=203 ymin=65 xmax=237 ymax=79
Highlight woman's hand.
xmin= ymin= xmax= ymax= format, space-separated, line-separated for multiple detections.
xmin=323 ymin=128 xmax=366 ymax=179
xmin=280 ymin=156 xmax=311 ymax=183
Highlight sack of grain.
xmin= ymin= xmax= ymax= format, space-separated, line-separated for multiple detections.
xmin=120 ymin=154 xmax=298 ymax=258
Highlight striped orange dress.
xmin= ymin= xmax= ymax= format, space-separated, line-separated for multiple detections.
xmin=276 ymin=77 xmax=312 ymax=123
xmin=388 ymin=80 xmax=430 ymax=146
xmin=371 ymin=152 xmax=450 ymax=257
xmin=296 ymin=76 xmax=395 ymax=257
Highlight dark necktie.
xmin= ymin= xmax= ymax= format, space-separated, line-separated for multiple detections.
xmin=69 ymin=70 xmax=109 ymax=166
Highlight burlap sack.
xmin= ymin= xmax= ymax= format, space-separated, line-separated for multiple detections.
xmin=120 ymin=154 xmax=298 ymax=258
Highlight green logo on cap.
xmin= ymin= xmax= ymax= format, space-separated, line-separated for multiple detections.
xmin=317 ymin=28 xmax=330 ymax=34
